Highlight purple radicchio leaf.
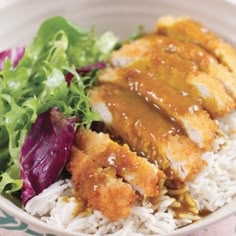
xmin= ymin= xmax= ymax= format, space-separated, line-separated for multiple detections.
xmin=0 ymin=47 xmax=25 ymax=71
xmin=20 ymin=107 xmax=77 ymax=205
xmin=65 ymin=61 xmax=106 ymax=85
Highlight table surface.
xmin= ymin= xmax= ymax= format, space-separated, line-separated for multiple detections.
xmin=0 ymin=0 xmax=235 ymax=235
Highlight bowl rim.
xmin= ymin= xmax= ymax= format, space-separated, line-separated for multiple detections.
xmin=0 ymin=194 xmax=236 ymax=236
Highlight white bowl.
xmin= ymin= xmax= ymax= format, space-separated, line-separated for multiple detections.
xmin=0 ymin=0 xmax=236 ymax=235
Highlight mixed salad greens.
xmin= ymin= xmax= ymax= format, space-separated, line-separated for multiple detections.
xmin=0 ymin=16 xmax=119 ymax=205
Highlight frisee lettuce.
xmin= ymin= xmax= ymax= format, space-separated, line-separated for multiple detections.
xmin=0 ymin=16 xmax=119 ymax=195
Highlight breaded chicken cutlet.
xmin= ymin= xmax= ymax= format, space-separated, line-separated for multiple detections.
xmin=67 ymin=147 xmax=136 ymax=221
xmin=155 ymin=16 xmax=236 ymax=73
xmin=110 ymin=34 xmax=236 ymax=101
xmin=109 ymin=39 xmax=235 ymax=117
xmin=75 ymin=129 xmax=165 ymax=197
xmin=67 ymin=129 xmax=165 ymax=221
xmin=90 ymin=85 xmax=205 ymax=181
xmin=99 ymin=64 xmax=217 ymax=151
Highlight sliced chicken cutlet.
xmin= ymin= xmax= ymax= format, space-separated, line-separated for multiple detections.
xmin=74 ymin=129 xmax=165 ymax=197
xmin=67 ymin=147 xmax=136 ymax=221
xmin=90 ymin=85 xmax=205 ymax=181
xmin=155 ymin=16 xmax=236 ymax=73
xmin=111 ymin=34 xmax=236 ymax=100
xmin=99 ymin=66 xmax=217 ymax=151
xmin=109 ymin=38 xmax=235 ymax=117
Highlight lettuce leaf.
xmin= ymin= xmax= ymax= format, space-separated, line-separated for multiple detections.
xmin=30 ymin=16 xmax=118 ymax=67
xmin=0 ymin=47 xmax=25 ymax=71
xmin=65 ymin=61 xmax=106 ymax=85
xmin=20 ymin=108 xmax=76 ymax=205
xmin=0 ymin=16 xmax=119 ymax=195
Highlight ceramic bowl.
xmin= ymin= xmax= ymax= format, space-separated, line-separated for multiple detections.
xmin=0 ymin=0 xmax=236 ymax=235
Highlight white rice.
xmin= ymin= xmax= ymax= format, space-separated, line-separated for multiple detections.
xmin=25 ymin=111 xmax=236 ymax=235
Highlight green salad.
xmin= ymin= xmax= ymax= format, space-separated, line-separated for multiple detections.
xmin=0 ymin=16 xmax=119 ymax=204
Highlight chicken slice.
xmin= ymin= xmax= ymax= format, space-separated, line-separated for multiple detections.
xmin=155 ymin=16 xmax=236 ymax=73
xmin=67 ymin=147 xmax=136 ymax=221
xmin=99 ymin=67 xmax=217 ymax=151
xmin=75 ymin=129 xmax=165 ymax=196
xmin=153 ymin=35 xmax=236 ymax=100
xmin=90 ymin=85 xmax=205 ymax=181
xmin=109 ymin=45 xmax=234 ymax=117
xmin=111 ymin=34 xmax=236 ymax=100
